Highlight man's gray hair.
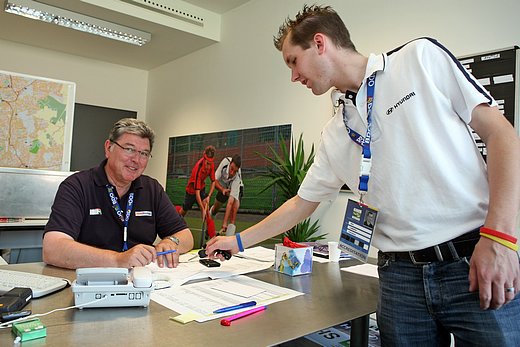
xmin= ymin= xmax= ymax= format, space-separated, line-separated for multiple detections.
xmin=108 ymin=118 xmax=155 ymax=151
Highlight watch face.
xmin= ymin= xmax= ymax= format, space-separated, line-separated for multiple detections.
xmin=169 ymin=236 xmax=180 ymax=245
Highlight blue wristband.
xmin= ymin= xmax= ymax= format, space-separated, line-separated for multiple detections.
xmin=236 ymin=233 xmax=244 ymax=252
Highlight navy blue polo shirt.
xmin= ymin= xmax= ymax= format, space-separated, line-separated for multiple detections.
xmin=44 ymin=160 xmax=187 ymax=252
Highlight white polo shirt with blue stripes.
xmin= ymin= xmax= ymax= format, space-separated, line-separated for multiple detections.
xmin=299 ymin=38 xmax=497 ymax=252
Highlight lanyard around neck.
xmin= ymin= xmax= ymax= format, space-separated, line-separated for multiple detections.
xmin=342 ymin=72 xmax=377 ymax=203
xmin=106 ymin=185 xmax=134 ymax=251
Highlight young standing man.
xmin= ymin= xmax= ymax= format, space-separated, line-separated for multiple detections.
xmin=207 ymin=5 xmax=520 ymax=346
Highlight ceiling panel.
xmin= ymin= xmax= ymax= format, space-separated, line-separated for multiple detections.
xmin=0 ymin=0 xmax=251 ymax=70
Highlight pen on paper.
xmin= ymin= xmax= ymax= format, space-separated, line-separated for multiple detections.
xmin=220 ymin=306 xmax=266 ymax=326
xmin=156 ymin=249 xmax=177 ymax=256
xmin=187 ymin=254 xmax=198 ymax=261
xmin=213 ymin=301 xmax=257 ymax=314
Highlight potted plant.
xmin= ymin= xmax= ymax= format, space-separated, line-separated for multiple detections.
xmin=257 ymin=133 xmax=326 ymax=242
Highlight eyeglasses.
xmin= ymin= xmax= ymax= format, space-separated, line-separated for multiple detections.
xmin=111 ymin=140 xmax=152 ymax=159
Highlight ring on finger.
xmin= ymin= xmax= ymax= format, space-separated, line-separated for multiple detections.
xmin=505 ymin=287 xmax=515 ymax=293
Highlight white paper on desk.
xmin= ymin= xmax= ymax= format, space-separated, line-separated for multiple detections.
xmin=312 ymin=256 xmax=330 ymax=263
xmin=151 ymin=275 xmax=303 ymax=322
xmin=146 ymin=249 xmax=273 ymax=286
xmin=211 ymin=282 xmax=265 ymax=298
xmin=146 ymin=258 xmax=201 ymax=287
xmin=236 ymin=246 xmax=275 ymax=262
xmin=341 ymin=263 xmax=379 ymax=278
xmin=193 ymin=256 xmax=273 ymax=280
xmin=312 ymin=255 xmax=352 ymax=263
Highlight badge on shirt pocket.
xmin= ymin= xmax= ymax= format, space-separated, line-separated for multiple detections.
xmin=89 ymin=208 xmax=102 ymax=216
xmin=135 ymin=211 xmax=152 ymax=217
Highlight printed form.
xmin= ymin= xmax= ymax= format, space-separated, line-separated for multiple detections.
xmin=151 ymin=274 xmax=303 ymax=322
xmin=146 ymin=246 xmax=275 ymax=287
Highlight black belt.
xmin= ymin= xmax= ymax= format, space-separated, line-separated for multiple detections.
xmin=379 ymin=229 xmax=481 ymax=265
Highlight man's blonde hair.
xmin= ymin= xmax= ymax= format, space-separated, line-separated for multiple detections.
xmin=274 ymin=4 xmax=356 ymax=52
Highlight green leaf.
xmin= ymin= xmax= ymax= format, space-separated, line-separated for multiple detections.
xmin=255 ymin=133 xmax=315 ymax=201
xmin=256 ymin=132 xmax=326 ymax=242
xmin=284 ymin=218 xmax=325 ymax=242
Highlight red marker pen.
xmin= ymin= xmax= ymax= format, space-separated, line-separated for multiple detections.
xmin=220 ymin=306 xmax=266 ymax=326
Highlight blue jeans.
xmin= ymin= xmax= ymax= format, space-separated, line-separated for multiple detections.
xmin=377 ymin=255 xmax=520 ymax=347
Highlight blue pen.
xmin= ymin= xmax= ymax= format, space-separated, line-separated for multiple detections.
xmin=156 ymin=249 xmax=177 ymax=256
xmin=213 ymin=300 xmax=257 ymax=314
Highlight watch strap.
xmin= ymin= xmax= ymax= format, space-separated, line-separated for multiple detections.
xmin=167 ymin=235 xmax=180 ymax=245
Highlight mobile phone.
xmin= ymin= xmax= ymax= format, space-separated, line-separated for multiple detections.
xmin=1 ymin=310 xmax=32 ymax=323
xmin=199 ymin=259 xmax=221 ymax=267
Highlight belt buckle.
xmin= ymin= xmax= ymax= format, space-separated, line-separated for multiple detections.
xmin=409 ymin=245 xmax=444 ymax=265
xmin=408 ymin=251 xmax=430 ymax=265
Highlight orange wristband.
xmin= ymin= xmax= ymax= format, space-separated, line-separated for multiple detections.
xmin=480 ymin=227 xmax=517 ymax=244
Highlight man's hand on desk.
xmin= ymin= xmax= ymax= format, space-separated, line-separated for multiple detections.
xmin=118 ymin=244 xmax=157 ymax=268
xmin=154 ymin=240 xmax=180 ymax=268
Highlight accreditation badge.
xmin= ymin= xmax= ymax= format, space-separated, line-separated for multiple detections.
xmin=338 ymin=199 xmax=378 ymax=263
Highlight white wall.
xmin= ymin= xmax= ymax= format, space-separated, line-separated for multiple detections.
xmin=0 ymin=39 xmax=148 ymax=123
xmin=146 ymin=0 xmax=520 ymax=243
xmin=3 ymin=0 xmax=517 ymax=242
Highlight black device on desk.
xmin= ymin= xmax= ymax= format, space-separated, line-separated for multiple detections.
xmin=199 ymin=259 xmax=221 ymax=267
xmin=0 ymin=309 xmax=32 ymax=323
xmin=198 ymin=249 xmax=232 ymax=260
xmin=198 ymin=248 xmax=230 ymax=267
xmin=0 ymin=287 xmax=32 ymax=313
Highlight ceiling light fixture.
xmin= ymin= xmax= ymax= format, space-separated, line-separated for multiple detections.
xmin=4 ymin=0 xmax=151 ymax=46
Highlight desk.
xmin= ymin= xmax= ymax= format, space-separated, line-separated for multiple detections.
xmin=0 ymin=261 xmax=379 ymax=347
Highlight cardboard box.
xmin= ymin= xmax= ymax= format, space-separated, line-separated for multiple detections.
xmin=274 ymin=244 xmax=313 ymax=276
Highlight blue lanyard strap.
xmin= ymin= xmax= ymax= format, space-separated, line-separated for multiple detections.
xmin=342 ymin=72 xmax=377 ymax=200
xmin=106 ymin=185 xmax=134 ymax=251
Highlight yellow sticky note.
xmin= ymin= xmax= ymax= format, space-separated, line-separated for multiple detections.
xmin=170 ymin=312 xmax=201 ymax=324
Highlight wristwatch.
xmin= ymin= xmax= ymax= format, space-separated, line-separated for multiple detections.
xmin=167 ymin=235 xmax=180 ymax=246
